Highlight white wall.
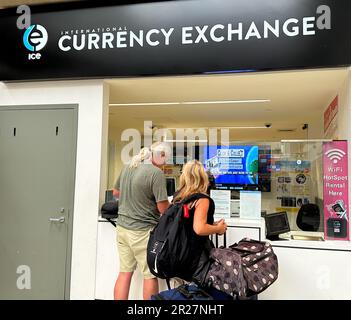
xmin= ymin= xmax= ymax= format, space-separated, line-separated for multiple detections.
xmin=260 ymin=245 xmax=351 ymax=300
xmin=107 ymin=127 xmax=124 ymax=189
xmin=0 ymin=80 xmax=109 ymax=299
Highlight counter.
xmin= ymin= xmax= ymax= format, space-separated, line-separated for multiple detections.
xmin=95 ymin=216 xmax=265 ymax=300
xmin=270 ymin=237 xmax=351 ymax=252
xmin=260 ymin=239 xmax=351 ymax=300
xmin=95 ymin=217 xmax=351 ymax=300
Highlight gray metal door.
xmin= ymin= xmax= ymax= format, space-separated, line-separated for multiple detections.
xmin=0 ymin=105 xmax=77 ymax=299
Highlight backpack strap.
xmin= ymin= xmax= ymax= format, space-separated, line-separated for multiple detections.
xmin=181 ymin=193 xmax=211 ymax=205
xmin=166 ymin=278 xmax=171 ymax=290
xmin=183 ymin=193 xmax=215 ymax=213
xmin=181 ymin=193 xmax=214 ymax=219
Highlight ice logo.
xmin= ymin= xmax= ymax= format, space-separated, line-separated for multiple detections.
xmin=325 ymin=148 xmax=346 ymax=164
xmin=23 ymin=24 xmax=48 ymax=52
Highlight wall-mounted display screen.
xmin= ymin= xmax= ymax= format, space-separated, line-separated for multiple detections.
xmin=204 ymin=145 xmax=259 ymax=190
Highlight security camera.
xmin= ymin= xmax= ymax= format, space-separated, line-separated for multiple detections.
xmin=264 ymin=123 xmax=272 ymax=128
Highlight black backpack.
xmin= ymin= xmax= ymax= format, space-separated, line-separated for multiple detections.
xmin=147 ymin=193 xmax=213 ymax=281
xmin=100 ymin=200 xmax=118 ymax=227
xmin=101 ymin=200 xmax=118 ymax=219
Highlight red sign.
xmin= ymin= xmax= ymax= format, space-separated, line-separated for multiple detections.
xmin=323 ymin=141 xmax=349 ymax=241
xmin=324 ymin=96 xmax=338 ymax=133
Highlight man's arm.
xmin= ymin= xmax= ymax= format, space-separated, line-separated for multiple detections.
xmin=152 ymin=170 xmax=170 ymax=214
xmin=113 ymin=168 xmax=123 ymax=198
xmin=157 ymin=200 xmax=169 ymax=215
xmin=112 ymin=188 xmax=120 ymax=198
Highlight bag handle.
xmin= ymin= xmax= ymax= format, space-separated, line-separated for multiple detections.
xmin=238 ymin=238 xmax=265 ymax=245
xmin=212 ymin=247 xmax=251 ymax=258
xmin=176 ymin=284 xmax=213 ymax=300
xmin=228 ymin=244 xmax=262 ymax=254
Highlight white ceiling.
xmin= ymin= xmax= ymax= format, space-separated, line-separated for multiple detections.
xmin=108 ymin=68 xmax=349 ymax=141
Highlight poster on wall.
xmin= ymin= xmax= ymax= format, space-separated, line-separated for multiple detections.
xmin=272 ymin=160 xmax=312 ymax=213
xmin=323 ymin=140 xmax=349 ymax=241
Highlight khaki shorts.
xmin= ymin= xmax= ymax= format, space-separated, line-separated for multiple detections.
xmin=116 ymin=225 xmax=155 ymax=279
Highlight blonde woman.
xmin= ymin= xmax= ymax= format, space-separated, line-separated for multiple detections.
xmin=173 ymin=160 xmax=227 ymax=237
xmin=171 ymin=160 xmax=227 ymax=285
xmin=113 ymin=142 xmax=171 ymax=300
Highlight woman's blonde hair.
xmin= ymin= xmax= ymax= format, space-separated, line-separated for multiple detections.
xmin=129 ymin=141 xmax=171 ymax=168
xmin=173 ymin=160 xmax=209 ymax=202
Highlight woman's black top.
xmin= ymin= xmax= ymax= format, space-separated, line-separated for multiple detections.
xmin=173 ymin=192 xmax=215 ymax=280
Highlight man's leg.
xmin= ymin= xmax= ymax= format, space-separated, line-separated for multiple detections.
xmin=114 ymin=271 xmax=133 ymax=300
xmin=115 ymin=226 xmax=136 ymax=300
xmin=143 ymin=277 xmax=159 ymax=300
xmin=132 ymin=228 xmax=159 ymax=300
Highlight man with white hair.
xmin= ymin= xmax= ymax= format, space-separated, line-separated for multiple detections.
xmin=112 ymin=142 xmax=171 ymax=300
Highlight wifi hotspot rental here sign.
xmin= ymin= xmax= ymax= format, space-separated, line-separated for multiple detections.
xmin=323 ymin=140 xmax=349 ymax=241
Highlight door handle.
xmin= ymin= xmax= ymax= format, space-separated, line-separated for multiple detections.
xmin=49 ymin=216 xmax=65 ymax=223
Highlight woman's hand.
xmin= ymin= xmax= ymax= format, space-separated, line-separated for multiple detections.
xmin=216 ymin=219 xmax=227 ymax=235
xmin=213 ymin=218 xmax=224 ymax=226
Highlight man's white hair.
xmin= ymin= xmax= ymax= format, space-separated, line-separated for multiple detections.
xmin=129 ymin=141 xmax=171 ymax=168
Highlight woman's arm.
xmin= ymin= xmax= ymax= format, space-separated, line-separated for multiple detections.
xmin=193 ymin=198 xmax=227 ymax=236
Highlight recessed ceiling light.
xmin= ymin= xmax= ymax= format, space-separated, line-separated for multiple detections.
xmin=164 ymin=139 xmax=208 ymax=143
xmin=281 ymin=139 xmax=332 ymax=143
xmin=110 ymin=102 xmax=180 ymax=106
xmin=182 ymin=99 xmax=270 ymax=105
xmin=222 ymin=126 xmax=271 ymax=129
xmin=109 ymin=99 xmax=270 ymax=106
xmin=162 ymin=125 xmax=271 ymax=130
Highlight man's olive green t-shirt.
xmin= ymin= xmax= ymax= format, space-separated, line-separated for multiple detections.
xmin=114 ymin=164 xmax=168 ymax=230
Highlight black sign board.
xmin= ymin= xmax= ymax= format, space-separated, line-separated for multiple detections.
xmin=0 ymin=0 xmax=350 ymax=81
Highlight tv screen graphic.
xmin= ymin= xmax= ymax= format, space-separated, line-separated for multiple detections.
xmin=204 ymin=146 xmax=259 ymax=189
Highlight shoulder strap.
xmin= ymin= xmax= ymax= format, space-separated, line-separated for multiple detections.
xmin=182 ymin=193 xmax=211 ymax=204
